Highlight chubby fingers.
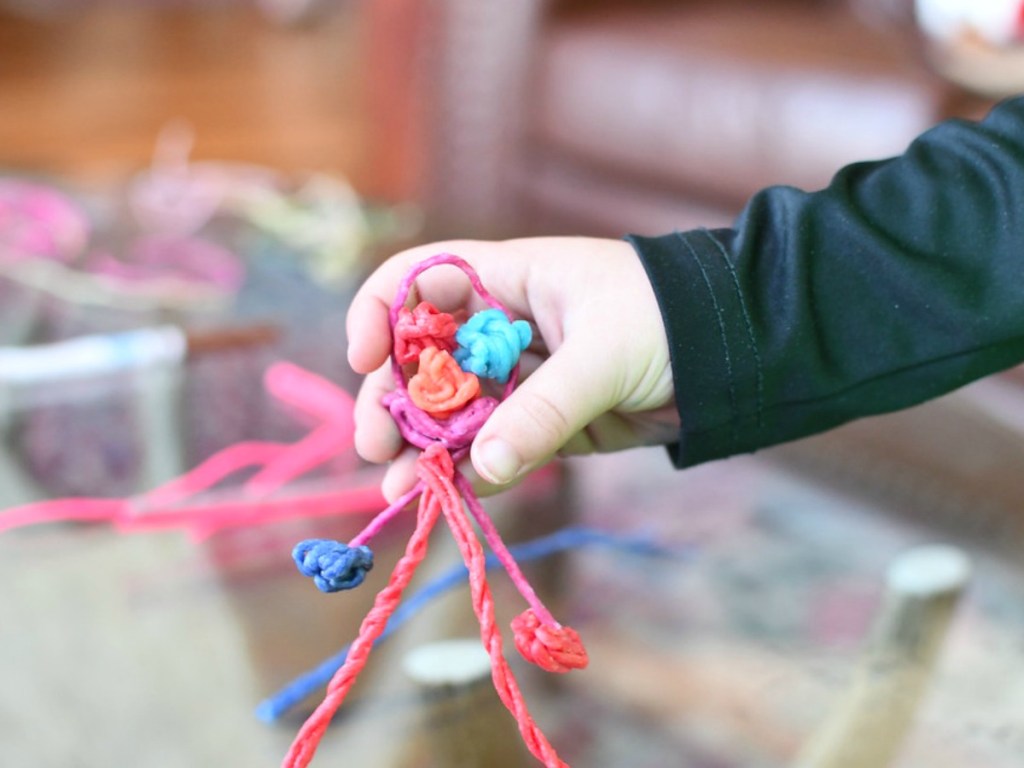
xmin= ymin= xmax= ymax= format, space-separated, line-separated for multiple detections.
xmin=346 ymin=239 xmax=537 ymax=375
xmin=347 ymin=240 xmax=483 ymax=375
xmin=353 ymin=361 xmax=403 ymax=464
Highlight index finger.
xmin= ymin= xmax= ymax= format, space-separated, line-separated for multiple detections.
xmin=346 ymin=239 xmax=531 ymax=374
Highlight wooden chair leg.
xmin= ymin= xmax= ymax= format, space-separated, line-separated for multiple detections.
xmin=794 ymin=544 xmax=971 ymax=768
xmin=403 ymin=638 xmax=532 ymax=768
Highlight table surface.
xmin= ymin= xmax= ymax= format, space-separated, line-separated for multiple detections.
xmin=3 ymin=447 xmax=1024 ymax=768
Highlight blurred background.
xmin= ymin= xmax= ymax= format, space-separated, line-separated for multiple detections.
xmin=3 ymin=1 xmax=1024 ymax=767
xmin=0 ymin=0 xmax=369 ymax=182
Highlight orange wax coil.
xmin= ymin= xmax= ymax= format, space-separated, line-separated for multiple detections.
xmin=408 ymin=347 xmax=480 ymax=418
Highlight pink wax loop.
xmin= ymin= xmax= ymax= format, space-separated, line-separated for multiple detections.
xmin=511 ymin=609 xmax=589 ymax=674
xmin=384 ymin=253 xmax=522 ymax=453
xmin=383 ymin=389 xmax=497 ymax=455
xmin=388 ymin=253 xmax=521 ymax=400
xmin=392 ymin=301 xmax=458 ymax=364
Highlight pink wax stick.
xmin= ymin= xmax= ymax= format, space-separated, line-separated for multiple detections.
xmin=118 ymin=484 xmax=386 ymax=535
xmin=455 ymin=472 xmax=557 ymax=626
xmin=143 ymin=441 xmax=288 ymax=508
xmin=0 ymin=498 xmax=126 ymax=534
xmin=245 ymin=423 xmax=352 ymax=496
xmin=348 ymin=482 xmax=424 ymax=548
xmin=265 ymin=361 xmax=357 ymax=429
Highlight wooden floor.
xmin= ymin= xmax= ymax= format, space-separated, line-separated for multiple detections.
xmin=0 ymin=4 xmax=374 ymax=190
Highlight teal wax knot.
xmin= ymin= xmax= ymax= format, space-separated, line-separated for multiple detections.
xmin=293 ymin=539 xmax=374 ymax=593
xmin=453 ymin=308 xmax=532 ymax=384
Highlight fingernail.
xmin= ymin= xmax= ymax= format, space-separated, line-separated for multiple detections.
xmin=475 ymin=439 xmax=522 ymax=485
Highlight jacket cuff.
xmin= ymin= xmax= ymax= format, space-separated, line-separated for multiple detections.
xmin=627 ymin=230 xmax=764 ymax=467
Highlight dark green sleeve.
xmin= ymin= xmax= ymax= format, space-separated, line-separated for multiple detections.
xmin=628 ymin=95 xmax=1024 ymax=468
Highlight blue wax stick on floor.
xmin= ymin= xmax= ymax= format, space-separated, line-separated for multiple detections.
xmin=255 ymin=525 xmax=690 ymax=722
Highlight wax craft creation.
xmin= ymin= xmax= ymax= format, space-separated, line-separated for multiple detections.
xmin=283 ymin=253 xmax=587 ymax=768
xmin=0 ymin=253 xmax=612 ymax=767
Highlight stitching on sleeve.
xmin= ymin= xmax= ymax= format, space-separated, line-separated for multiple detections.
xmin=699 ymin=229 xmax=765 ymax=430
xmin=675 ymin=231 xmax=738 ymax=453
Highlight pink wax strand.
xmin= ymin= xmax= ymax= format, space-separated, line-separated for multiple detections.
xmin=143 ymin=441 xmax=288 ymax=508
xmin=348 ymin=482 xmax=423 ymax=548
xmin=245 ymin=423 xmax=352 ymax=496
xmin=121 ymin=484 xmax=386 ymax=538
xmin=455 ymin=471 xmax=556 ymax=626
xmin=0 ymin=360 xmax=379 ymax=540
xmin=0 ymin=499 xmax=126 ymax=534
xmin=421 ymin=447 xmax=567 ymax=767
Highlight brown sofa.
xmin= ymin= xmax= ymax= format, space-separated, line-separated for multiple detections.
xmin=365 ymin=0 xmax=994 ymax=238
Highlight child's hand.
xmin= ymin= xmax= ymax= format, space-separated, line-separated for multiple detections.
xmin=346 ymin=237 xmax=678 ymax=499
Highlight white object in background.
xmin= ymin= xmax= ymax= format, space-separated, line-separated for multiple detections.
xmin=0 ymin=326 xmax=187 ymax=387
xmin=0 ymin=327 xmax=189 ymax=505
xmin=255 ymin=0 xmax=335 ymax=25
xmin=403 ymin=639 xmax=531 ymax=768
xmin=916 ymin=0 xmax=1024 ymax=46
xmin=795 ymin=545 xmax=971 ymax=768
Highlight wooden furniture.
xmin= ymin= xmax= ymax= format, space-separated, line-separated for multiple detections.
xmin=363 ymin=0 xmax=995 ymax=237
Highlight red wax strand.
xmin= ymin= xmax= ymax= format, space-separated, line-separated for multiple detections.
xmin=281 ymin=457 xmax=444 ymax=768
xmin=418 ymin=445 xmax=568 ymax=768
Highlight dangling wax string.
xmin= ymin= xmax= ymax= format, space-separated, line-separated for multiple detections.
xmin=256 ymin=525 xmax=691 ymax=723
xmin=418 ymin=445 xmax=565 ymax=767
xmin=457 ymin=474 xmax=585 ymax=673
xmin=284 ymin=253 xmax=583 ymax=768
xmin=456 ymin=472 xmax=556 ymax=626
xmin=283 ymin=449 xmax=447 ymax=768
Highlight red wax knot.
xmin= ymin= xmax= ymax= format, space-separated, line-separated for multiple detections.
xmin=393 ymin=301 xmax=458 ymax=365
xmin=511 ymin=609 xmax=589 ymax=674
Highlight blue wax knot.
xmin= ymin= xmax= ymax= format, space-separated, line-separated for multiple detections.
xmin=292 ymin=539 xmax=374 ymax=593
xmin=454 ymin=309 xmax=532 ymax=384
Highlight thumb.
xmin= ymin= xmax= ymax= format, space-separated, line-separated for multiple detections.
xmin=470 ymin=342 xmax=611 ymax=485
